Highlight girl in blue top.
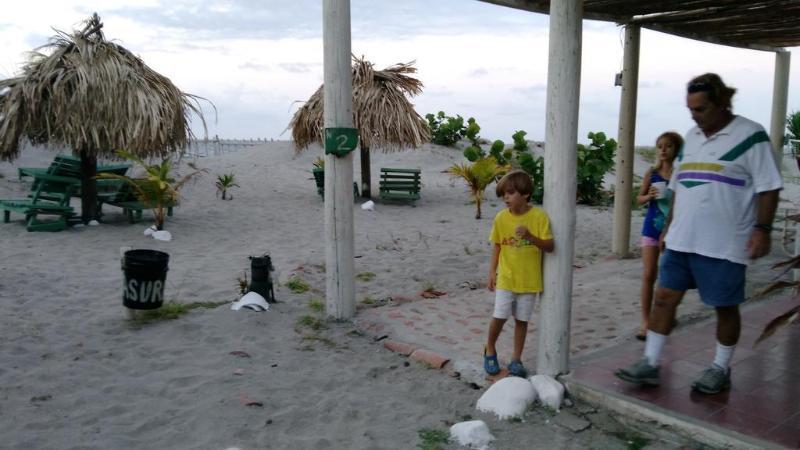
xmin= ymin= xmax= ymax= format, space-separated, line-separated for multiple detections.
xmin=635 ymin=131 xmax=682 ymax=340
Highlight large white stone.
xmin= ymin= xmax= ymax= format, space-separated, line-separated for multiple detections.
xmin=530 ymin=374 xmax=565 ymax=411
xmin=449 ymin=420 xmax=494 ymax=450
xmin=476 ymin=377 xmax=537 ymax=419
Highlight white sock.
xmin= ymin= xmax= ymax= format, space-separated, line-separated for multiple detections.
xmin=713 ymin=342 xmax=736 ymax=370
xmin=643 ymin=330 xmax=667 ymax=367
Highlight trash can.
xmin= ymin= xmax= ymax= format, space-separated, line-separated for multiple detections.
xmin=249 ymin=254 xmax=275 ymax=303
xmin=122 ymin=249 xmax=169 ymax=310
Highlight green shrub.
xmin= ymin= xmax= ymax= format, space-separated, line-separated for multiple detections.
xmin=463 ymin=145 xmax=482 ymax=162
xmin=576 ymin=131 xmax=617 ymax=204
xmin=425 ymin=111 xmax=466 ymax=146
xmin=465 ymin=117 xmax=481 ymax=146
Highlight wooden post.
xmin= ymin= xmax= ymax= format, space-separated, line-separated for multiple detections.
xmin=360 ymin=146 xmax=371 ymax=198
xmin=79 ymin=149 xmax=98 ymax=224
xmin=537 ymin=0 xmax=582 ymax=377
xmin=770 ymin=50 xmax=790 ymax=166
xmin=611 ymin=25 xmax=640 ymax=257
xmin=322 ymin=0 xmax=356 ymax=319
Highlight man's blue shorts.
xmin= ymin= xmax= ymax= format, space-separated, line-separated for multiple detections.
xmin=658 ymin=249 xmax=746 ymax=307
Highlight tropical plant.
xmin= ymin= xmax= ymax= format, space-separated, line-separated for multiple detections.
xmin=786 ymin=111 xmax=800 ymax=170
xmin=749 ymin=248 xmax=800 ymax=346
xmin=426 ymin=111 xmax=467 ymax=146
xmin=96 ymin=150 xmax=207 ymax=230
xmin=312 ymin=156 xmax=325 ymax=170
xmin=577 ymin=131 xmax=617 ymax=204
xmin=215 ymin=173 xmax=239 ymax=200
xmin=290 ymin=56 xmax=430 ymax=199
xmin=447 ymin=156 xmax=509 ymax=219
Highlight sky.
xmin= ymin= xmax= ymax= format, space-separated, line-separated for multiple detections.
xmin=1 ymin=0 xmax=799 ymax=146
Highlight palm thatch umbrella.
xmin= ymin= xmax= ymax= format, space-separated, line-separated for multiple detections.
xmin=0 ymin=13 xmax=204 ymax=223
xmin=289 ymin=56 xmax=430 ymax=199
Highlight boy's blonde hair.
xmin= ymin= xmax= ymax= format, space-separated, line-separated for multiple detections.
xmin=496 ymin=170 xmax=533 ymax=199
xmin=653 ymin=131 xmax=683 ymax=171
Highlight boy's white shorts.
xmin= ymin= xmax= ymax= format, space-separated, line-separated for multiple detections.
xmin=493 ymin=289 xmax=539 ymax=322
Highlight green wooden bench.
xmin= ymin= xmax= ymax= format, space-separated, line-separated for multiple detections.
xmin=1 ymin=173 xmax=79 ymax=231
xmin=379 ymin=167 xmax=421 ymax=202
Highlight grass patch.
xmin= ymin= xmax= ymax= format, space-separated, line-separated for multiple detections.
xmin=361 ymin=296 xmax=376 ymax=305
xmin=347 ymin=329 xmax=365 ymax=337
xmin=132 ymin=300 xmax=228 ymax=324
xmin=286 ymin=276 xmax=310 ymax=293
xmin=422 ymin=281 xmax=435 ymax=292
xmin=417 ymin=428 xmax=449 ymax=450
xmin=309 ymin=298 xmax=325 ymax=313
xmin=296 ymin=314 xmax=325 ymax=330
xmin=609 ymin=431 xmax=651 ymax=450
xmin=356 ymin=272 xmax=376 ymax=282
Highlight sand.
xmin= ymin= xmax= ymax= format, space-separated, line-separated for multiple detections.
xmin=0 ymin=141 xmax=794 ymax=449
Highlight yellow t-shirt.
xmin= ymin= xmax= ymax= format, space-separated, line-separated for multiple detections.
xmin=489 ymin=207 xmax=552 ymax=293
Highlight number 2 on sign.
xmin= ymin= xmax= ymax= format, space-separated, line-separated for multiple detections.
xmin=336 ymin=135 xmax=348 ymax=151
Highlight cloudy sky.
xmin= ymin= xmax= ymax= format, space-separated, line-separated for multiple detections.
xmin=1 ymin=0 xmax=799 ymax=145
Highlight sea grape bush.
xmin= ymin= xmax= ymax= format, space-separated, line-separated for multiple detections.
xmin=426 ymin=111 xmax=467 ymax=146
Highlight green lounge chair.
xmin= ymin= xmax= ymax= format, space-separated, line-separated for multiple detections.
xmin=1 ymin=173 xmax=79 ymax=231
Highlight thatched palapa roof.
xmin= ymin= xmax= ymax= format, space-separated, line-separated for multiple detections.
xmin=290 ymin=56 xmax=431 ymax=152
xmin=0 ymin=13 xmax=205 ymax=161
xmin=479 ymin=0 xmax=800 ymax=51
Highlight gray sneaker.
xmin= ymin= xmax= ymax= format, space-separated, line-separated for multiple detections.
xmin=691 ymin=364 xmax=731 ymax=394
xmin=615 ymin=358 xmax=660 ymax=386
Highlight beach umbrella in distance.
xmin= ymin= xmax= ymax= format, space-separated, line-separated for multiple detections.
xmin=0 ymin=13 xmax=205 ymax=223
xmin=289 ymin=56 xmax=430 ymax=199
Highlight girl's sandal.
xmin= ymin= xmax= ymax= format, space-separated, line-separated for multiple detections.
xmin=483 ymin=346 xmax=500 ymax=375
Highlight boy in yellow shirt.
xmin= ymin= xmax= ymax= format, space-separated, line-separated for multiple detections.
xmin=484 ymin=170 xmax=554 ymax=377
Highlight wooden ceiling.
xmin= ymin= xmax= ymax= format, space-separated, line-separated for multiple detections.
xmin=479 ymin=0 xmax=800 ymax=51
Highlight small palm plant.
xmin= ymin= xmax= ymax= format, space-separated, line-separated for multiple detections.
xmin=447 ymin=156 xmax=508 ymax=219
xmin=748 ymin=248 xmax=800 ymax=346
xmin=97 ymin=150 xmax=207 ymax=230
xmin=786 ymin=111 xmax=800 ymax=170
xmin=216 ymin=173 xmax=239 ymax=200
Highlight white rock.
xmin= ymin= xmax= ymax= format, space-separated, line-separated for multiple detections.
xmin=476 ymin=377 xmax=537 ymax=419
xmin=360 ymin=200 xmax=375 ymax=211
xmin=530 ymin=374 xmax=565 ymax=411
xmin=152 ymin=230 xmax=172 ymax=241
xmin=87 ymin=220 xmax=100 ymax=226
xmin=449 ymin=420 xmax=494 ymax=450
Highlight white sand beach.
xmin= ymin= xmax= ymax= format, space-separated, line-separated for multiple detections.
xmin=0 ymin=141 xmax=795 ymax=449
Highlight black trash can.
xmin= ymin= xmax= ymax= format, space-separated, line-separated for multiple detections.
xmin=249 ymin=254 xmax=275 ymax=303
xmin=122 ymin=249 xmax=169 ymax=310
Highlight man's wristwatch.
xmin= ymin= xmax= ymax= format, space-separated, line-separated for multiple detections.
xmin=754 ymin=224 xmax=773 ymax=233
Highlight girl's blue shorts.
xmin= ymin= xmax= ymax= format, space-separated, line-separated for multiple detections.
xmin=658 ymin=249 xmax=745 ymax=307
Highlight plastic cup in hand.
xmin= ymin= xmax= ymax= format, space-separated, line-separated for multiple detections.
xmin=651 ymin=181 xmax=667 ymax=199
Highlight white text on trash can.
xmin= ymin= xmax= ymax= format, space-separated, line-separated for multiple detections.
xmin=124 ymin=279 xmax=164 ymax=304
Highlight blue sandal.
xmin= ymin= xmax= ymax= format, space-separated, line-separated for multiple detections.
xmin=508 ymin=360 xmax=527 ymax=378
xmin=483 ymin=347 xmax=500 ymax=375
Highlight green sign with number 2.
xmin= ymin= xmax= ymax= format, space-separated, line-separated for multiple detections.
xmin=324 ymin=127 xmax=359 ymax=157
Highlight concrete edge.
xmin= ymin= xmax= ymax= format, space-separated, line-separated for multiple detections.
xmin=562 ymin=375 xmax=783 ymax=450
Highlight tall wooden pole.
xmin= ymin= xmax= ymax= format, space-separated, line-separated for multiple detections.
xmin=537 ymin=0 xmax=582 ymax=376
xmin=322 ymin=0 xmax=355 ymax=319
xmin=769 ymin=50 xmax=790 ymax=164
xmin=611 ymin=25 xmax=640 ymax=257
